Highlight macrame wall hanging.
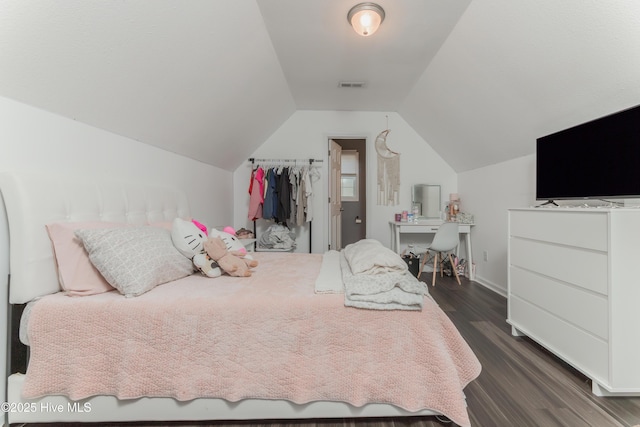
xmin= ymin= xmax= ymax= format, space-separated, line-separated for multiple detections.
xmin=375 ymin=119 xmax=401 ymax=206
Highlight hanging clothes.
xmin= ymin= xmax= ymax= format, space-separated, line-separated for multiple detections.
xmin=276 ymin=167 xmax=292 ymax=224
xmin=296 ymin=167 xmax=307 ymax=227
xmin=247 ymin=160 xmax=321 ymax=227
xmin=288 ymin=167 xmax=299 ymax=225
xmin=248 ymin=159 xmax=322 ymax=254
xmin=304 ymin=166 xmax=321 ymax=222
xmin=247 ymin=167 xmax=264 ymax=221
xmin=262 ymin=169 xmax=278 ymax=220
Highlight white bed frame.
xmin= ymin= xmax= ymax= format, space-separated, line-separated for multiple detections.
xmin=0 ymin=172 xmax=437 ymax=425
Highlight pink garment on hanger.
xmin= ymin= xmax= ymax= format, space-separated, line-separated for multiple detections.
xmin=248 ymin=167 xmax=265 ymax=221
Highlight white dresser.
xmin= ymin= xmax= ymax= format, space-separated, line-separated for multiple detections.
xmin=508 ymin=208 xmax=640 ymax=396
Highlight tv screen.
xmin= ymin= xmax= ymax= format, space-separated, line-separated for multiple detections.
xmin=536 ymin=104 xmax=640 ymax=201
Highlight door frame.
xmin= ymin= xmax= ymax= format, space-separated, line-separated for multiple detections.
xmin=328 ymin=139 xmax=342 ymax=251
xmin=327 ymin=137 xmax=367 ymax=250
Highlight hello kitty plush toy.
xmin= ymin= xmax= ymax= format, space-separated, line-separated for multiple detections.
xmin=209 ymin=226 xmax=254 ymax=260
xmin=171 ymin=218 xmax=222 ymax=278
xmin=192 ymin=219 xmax=208 ymax=236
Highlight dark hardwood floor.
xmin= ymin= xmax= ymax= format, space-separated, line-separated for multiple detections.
xmin=431 ymin=275 xmax=640 ymax=427
xmin=23 ymin=275 xmax=640 ymax=427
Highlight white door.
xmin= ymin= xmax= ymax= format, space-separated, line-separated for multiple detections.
xmin=329 ymin=139 xmax=342 ymax=250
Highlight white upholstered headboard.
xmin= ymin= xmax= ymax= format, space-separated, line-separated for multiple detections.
xmin=0 ymin=172 xmax=190 ymax=304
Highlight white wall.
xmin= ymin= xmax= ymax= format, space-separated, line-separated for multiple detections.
xmin=458 ymin=155 xmax=536 ymax=295
xmin=459 ymin=152 xmax=640 ymax=296
xmin=232 ymin=110 xmax=457 ymax=253
xmin=0 ymin=96 xmax=233 ymax=423
xmin=0 ymin=96 xmax=232 ymax=225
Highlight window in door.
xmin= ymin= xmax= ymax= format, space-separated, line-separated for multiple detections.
xmin=341 ymin=150 xmax=359 ymax=202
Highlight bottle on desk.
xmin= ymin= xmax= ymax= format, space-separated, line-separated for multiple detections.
xmin=411 ymin=204 xmax=420 ymax=222
xmin=449 ymin=193 xmax=461 ymax=222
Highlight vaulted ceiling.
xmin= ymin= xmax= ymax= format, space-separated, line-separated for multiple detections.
xmin=1 ymin=1 xmax=640 ymax=172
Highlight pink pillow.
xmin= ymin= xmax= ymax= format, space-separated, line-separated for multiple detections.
xmin=46 ymin=222 xmax=123 ymax=296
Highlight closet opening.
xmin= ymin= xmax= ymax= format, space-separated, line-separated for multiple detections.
xmin=328 ymin=138 xmax=367 ymax=250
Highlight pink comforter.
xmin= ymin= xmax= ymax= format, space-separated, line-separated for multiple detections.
xmin=23 ymin=252 xmax=481 ymax=427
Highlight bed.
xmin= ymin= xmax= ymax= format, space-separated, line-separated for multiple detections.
xmin=0 ymin=172 xmax=481 ymax=427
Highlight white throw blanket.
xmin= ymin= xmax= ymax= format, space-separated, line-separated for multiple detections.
xmin=341 ymin=239 xmax=428 ymax=310
xmin=314 ymin=250 xmax=344 ymax=294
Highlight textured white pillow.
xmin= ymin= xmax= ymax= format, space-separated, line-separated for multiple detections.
xmin=75 ymin=226 xmax=194 ymax=297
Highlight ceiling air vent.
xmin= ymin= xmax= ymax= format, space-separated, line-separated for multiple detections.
xmin=338 ymin=81 xmax=367 ymax=88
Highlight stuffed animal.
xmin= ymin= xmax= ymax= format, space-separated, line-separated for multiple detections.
xmin=209 ymin=227 xmax=254 ymax=260
xmin=203 ymin=236 xmax=258 ymax=277
xmin=171 ymin=218 xmax=222 ymax=278
xmin=192 ymin=252 xmax=221 ymax=279
xmin=235 ymin=228 xmax=254 ymax=239
xmin=192 ymin=219 xmax=208 ymax=236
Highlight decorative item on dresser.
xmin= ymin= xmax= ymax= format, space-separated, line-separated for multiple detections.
xmin=508 ymin=207 xmax=640 ymax=396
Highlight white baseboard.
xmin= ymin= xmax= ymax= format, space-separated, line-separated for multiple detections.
xmin=473 ymin=275 xmax=507 ymax=298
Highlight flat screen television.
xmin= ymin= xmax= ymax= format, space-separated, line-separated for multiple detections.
xmin=536 ymin=104 xmax=640 ymax=201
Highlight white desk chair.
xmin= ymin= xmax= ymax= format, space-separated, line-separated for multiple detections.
xmin=415 ymin=222 xmax=462 ymax=287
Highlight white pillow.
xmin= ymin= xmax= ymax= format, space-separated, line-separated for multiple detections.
xmin=75 ymin=226 xmax=194 ymax=297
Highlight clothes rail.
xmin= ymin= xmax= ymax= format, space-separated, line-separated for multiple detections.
xmin=249 ymin=158 xmax=323 ymax=165
xmin=249 ymin=158 xmax=320 ymax=253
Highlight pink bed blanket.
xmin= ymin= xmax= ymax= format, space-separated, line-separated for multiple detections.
xmin=23 ymin=252 xmax=481 ymax=427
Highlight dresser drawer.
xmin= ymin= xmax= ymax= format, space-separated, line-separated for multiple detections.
xmin=510 ymin=237 xmax=608 ymax=295
xmin=399 ymin=225 xmax=440 ymax=233
xmin=510 ymin=210 xmax=608 ymax=251
xmin=509 ymin=297 xmax=609 ymax=384
xmin=510 ymin=266 xmax=608 ymax=339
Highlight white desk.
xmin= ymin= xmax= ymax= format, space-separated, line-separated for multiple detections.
xmin=389 ymin=220 xmax=475 ymax=280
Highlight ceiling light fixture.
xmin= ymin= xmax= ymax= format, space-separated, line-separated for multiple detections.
xmin=347 ymin=3 xmax=385 ymax=37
